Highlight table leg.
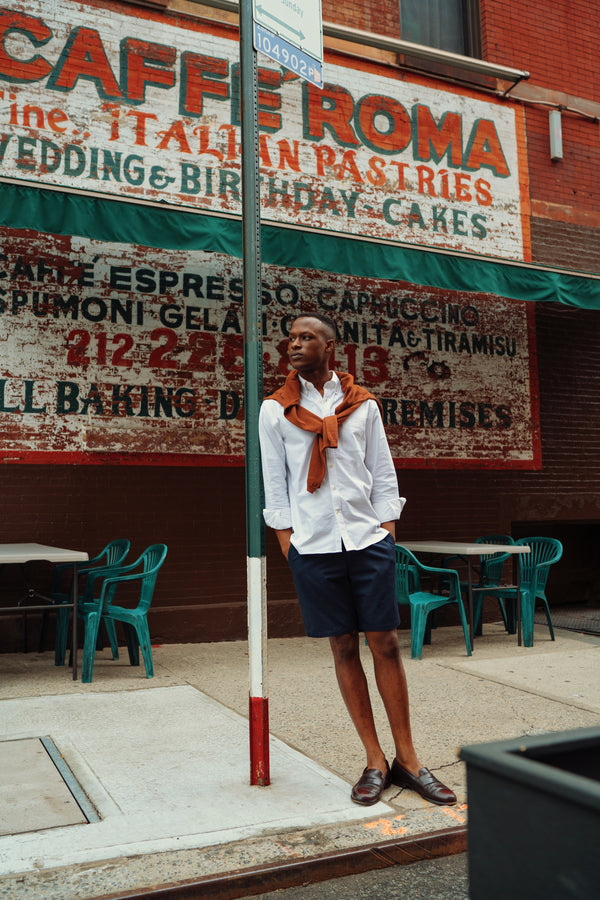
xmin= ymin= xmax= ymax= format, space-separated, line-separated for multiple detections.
xmin=467 ymin=557 xmax=474 ymax=646
xmin=72 ymin=562 xmax=78 ymax=680
xmin=516 ymin=556 xmax=522 ymax=647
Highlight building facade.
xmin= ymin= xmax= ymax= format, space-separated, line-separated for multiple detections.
xmin=0 ymin=0 xmax=598 ymax=649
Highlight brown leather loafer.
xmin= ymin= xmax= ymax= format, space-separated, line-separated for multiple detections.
xmin=350 ymin=762 xmax=391 ymax=806
xmin=390 ymin=759 xmax=456 ymax=806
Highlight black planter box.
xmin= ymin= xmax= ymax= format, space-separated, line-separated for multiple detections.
xmin=460 ymin=726 xmax=600 ymax=900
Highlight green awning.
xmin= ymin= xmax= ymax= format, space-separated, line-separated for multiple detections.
xmin=1 ymin=181 xmax=599 ymax=310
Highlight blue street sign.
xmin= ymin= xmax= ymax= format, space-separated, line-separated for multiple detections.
xmin=253 ymin=22 xmax=323 ymax=89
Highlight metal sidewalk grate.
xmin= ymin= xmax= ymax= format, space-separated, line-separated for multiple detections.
xmin=0 ymin=737 xmax=99 ymax=836
xmin=536 ymin=605 xmax=600 ymax=636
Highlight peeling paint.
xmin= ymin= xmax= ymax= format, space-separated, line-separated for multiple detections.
xmin=0 ymin=0 xmax=528 ymax=261
xmin=0 ymin=227 xmax=540 ymax=467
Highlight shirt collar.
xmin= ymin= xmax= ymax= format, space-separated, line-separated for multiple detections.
xmin=298 ymin=371 xmax=340 ymax=397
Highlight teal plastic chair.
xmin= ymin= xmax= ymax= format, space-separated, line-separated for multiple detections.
xmin=395 ymin=544 xmax=472 ymax=659
xmin=50 ymin=539 xmax=131 ymax=665
xmin=471 ymin=535 xmax=515 ymax=635
xmin=78 ymin=544 xmax=168 ymax=683
xmin=480 ymin=537 xmax=563 ymax=647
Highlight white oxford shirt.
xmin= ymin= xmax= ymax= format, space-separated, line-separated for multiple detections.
xmin=259 ymin=372 xmax=405 ymax=554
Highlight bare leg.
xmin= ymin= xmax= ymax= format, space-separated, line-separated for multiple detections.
xmin=365 ymin=629 xmax=421 ymax=774
xmin=330 ymin=629 xmax=455 ymax=805
xmin=329 ymin=631 xmax=387 ymax=772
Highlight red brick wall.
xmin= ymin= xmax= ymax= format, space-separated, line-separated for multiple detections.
xmin=525 ymin=109 xmax=599 ymax=220
xmin=482 ymin=0 xmax=599 ymax=226
xmin=481 ymin=0 xmax=598 ymax=99
xmin=530 ymin=218 xmax=600 ymax=271
xmin=322 ymin=0 xmax=400 ymax=34
xmin=0 ymin=464 xmax=255 ymax=651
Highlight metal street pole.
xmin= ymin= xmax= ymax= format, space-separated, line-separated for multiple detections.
xmin=240 ymin=0 xmax=269 ymax=785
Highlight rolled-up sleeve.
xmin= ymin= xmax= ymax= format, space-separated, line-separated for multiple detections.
xmin=364 ymin=402 xmax=406 ymax=523
xmin=259 ymin=400 xmax=293 ymax=530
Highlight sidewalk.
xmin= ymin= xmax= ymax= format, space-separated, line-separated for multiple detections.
xmin=0 ymin=618 xmax=599 ymax=899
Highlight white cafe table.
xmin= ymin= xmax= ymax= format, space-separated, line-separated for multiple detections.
xmin=0 ymin=543 xmax=89 ymax=679
xmin=398 ymin=540 xmax=531 ymax=647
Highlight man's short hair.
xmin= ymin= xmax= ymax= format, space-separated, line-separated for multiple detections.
xmin=293 ymin=312 xmax=337 ymax=339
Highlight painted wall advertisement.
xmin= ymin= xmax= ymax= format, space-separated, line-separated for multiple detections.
xmin=0 ymin=226 xmax=540 ymax=468
xmin=0 ymin=0 xmax=540 ymax=467
xmin=1 ymin=0 xmax=529 ymax=258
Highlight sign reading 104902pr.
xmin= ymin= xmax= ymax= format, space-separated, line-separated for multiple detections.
xmin=253 ymin=0 xmax=323 ymax=88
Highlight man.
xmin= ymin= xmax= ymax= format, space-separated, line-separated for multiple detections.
xmin=258 ymin=312 xmax=456 ymax=807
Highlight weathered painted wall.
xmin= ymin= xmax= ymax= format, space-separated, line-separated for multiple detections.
xmin=0 ymin=226 xmax=540 ymax=466
xmin=0 ymin=0 xmax=541 ymax=468
xmin=1 ymin=0 xmax=528 ymax=259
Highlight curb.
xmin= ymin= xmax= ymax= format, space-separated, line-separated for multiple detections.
xmin=101 ymin=826 xmax=467 ymax=900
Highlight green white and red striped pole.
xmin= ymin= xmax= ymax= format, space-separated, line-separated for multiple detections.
xmin=240 ymin=0 xmax=269 ymax=786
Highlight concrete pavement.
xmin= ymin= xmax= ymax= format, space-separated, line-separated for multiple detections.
xmin=0 ymin=617 xmax=599 ymax=899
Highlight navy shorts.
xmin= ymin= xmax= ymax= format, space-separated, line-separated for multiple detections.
xmin=287 ymin=532 xmax=401 ymax=637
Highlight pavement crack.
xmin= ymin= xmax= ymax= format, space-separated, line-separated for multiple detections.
xmin=437 ymin=759 xmax=463 ymax=771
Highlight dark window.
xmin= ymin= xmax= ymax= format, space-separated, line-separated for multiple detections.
xmin=399 ymin=0 xmax=481 ymax=57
